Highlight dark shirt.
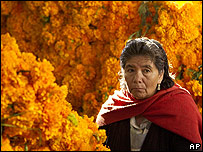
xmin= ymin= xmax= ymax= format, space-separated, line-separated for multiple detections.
xmin=99 ymin=118 xmax=198 ymax=151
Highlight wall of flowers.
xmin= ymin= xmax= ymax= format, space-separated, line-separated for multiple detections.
xmin=1 ymin=1 xmax=202 ymax=151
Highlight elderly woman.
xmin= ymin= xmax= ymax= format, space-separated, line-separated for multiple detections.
xmin=96 ymin=37 xmax=202 ymax=151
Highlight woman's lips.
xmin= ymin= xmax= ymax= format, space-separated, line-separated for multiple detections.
xmin=131 ymin=88 xmax=145 ymax=91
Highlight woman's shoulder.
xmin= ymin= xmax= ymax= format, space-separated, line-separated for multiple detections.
xmin=164 ymin=84 xmax=195 ymax=103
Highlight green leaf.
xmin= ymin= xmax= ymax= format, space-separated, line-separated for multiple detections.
xmin=67 ymin=113 xmax=78 ymax=126
xmin=142 ymin=24 xmax=151 ymax=37
xmin=7 ymin=104 xmax=14 ymax=110
xmin=1 ymin=123 xmax=40 ymax=134
xmin=42 ymin=16 xmax=50 ymax=23
xmin=86 ymin=71 xmax=90 ymax=76
xmin=108 ymin=86 xmax=113 ymax=91
xmin=102 ymin=5 xmax=106 ymax=9
xmin=41 ymin=15 xmax=50 ymax=26
xmin=1 ymin=112 xmax=25 ymax=121
xmin=24 ymin=143 xmax=28 ymax=151
xmin=176 ymin=72 xmax=183 ymax=80
xmin=128 ymin=32 xmax=137 ymax=39
xmin=38 ymin=128 xmax=42 ymax=146
xmin=1 ymin=123 xmax=19 ymax=128
xmin=95 ymin=7 xmax=101 ymax=15
xmin=187 ymin=68 xmax=195 ymax=73
xmin=104 ymin=92 xmax=108 ymax=100
xmin=194 ymin=71 xmax=202 ymax=80
xmin=141 ymin=17 xmax=146 ymax=26
xmin=152 ymin=3 xmax=160 ymax=24
xmin=198 ymin=65 xmax=202 ymax=69
xmin=93 ymin=133 xmax=100 ymax=142
xmin=188 ymin=65 xmax=202 ymax=81
xmin=138 ymin=2 xmax=149 ymax=27
xmin=48 ymin=92 xmax=53 ymax=97
xmin=138 ymin=2 xmax=148 ymax=16
xmin=136 ymin=29 xmax=142 ymax=37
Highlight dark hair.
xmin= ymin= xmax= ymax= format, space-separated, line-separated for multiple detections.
xmin=119 ymin=37 xmax=174 ymax=90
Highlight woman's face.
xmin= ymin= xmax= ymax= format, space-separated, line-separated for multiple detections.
xmin=124 ymin=55 xmax=164 ymax=100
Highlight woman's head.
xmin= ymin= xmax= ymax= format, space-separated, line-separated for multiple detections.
xmin=119 ymin=37 xmax=174 ymax=99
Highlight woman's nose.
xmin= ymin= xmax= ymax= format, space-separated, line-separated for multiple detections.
xmin=133 ymin=71 xmax=143 ymax=84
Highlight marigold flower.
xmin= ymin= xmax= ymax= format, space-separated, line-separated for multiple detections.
xmin=1 ymin=33 xmax=109 ymax=151
xmin=1 ymin=1 xmax=202 ymax=141
xmin=1 ymin=137 xmax=14 ymax=151
xmin=186 ymin=80 xmax=202 ymax=97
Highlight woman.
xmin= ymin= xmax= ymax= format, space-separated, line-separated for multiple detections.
xmin=96 ymin=37 xmax=202 ymax=151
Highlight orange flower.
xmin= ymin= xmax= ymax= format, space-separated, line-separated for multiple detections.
xmin=1 ymin=137 xmax=14 ymax=151
xmin=1 ymin=0 xmax=201 ymax=132
xmin=1 ymin=33 xmax=109 ymax=151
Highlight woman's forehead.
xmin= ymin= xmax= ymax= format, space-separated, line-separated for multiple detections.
xmin=125 ymin=55 xmax=154 ymax=65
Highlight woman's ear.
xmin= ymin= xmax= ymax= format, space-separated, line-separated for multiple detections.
xmin=158 ymin=69 xmax=164 ymax=84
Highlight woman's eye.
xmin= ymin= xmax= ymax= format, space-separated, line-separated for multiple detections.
xmin=143 ymin=69 xmax=150 ymax=73
xmin=127 ymin=69 xmax=134 ymax=73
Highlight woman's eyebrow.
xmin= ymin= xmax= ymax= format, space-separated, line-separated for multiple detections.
xmin=125 ymin=64 xmax=135 ymax=69
xmin=142 ymin=65 xmax=152 ymax=69
xmin=125 ymin=64 xmax=152 ymax=69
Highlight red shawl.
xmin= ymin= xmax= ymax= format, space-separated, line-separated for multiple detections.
xmin=96 ymin=84 xmax=202 ymax=144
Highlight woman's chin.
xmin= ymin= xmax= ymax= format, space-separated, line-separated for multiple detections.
xmin=132 ymin=94 xmax=146 ymax=100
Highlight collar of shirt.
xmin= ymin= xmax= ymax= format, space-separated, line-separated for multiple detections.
xmin=130 ymin=116 xmax=151 ymax=134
